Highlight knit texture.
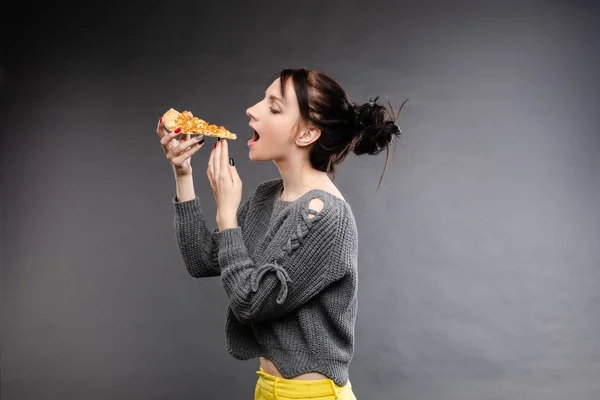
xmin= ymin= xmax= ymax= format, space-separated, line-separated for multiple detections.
xmin=172 ymin=178 xmax=358 ymax=386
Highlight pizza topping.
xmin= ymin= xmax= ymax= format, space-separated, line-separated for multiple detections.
xmin=163 ymin=108 xmax=237 ymax=139
xmin=175 ymin=110 xmax=209 ymax=134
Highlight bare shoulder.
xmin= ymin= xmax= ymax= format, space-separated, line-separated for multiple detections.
xmin=308 ymin=182 xmax=346 ymax=211
xmin=320 ymin=182 xmax=346 ymax=202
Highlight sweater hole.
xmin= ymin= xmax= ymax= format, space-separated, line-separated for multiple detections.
xmin=308 ymin=198 xmax=325 ymax=219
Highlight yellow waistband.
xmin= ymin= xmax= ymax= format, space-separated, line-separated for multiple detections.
xmin=256 ymin=366 xmax=351 ymax=399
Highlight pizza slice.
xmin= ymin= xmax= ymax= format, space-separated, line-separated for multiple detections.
xmin=162 ymin=108 xmax=237 ymax=140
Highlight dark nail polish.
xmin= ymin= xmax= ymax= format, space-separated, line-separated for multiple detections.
xmin=214 ymin=143 xmax=217 ymax=149
xmin=197 ymin=138 xmax=205 ymax=145
xmin=229 ymin=158 xmax=234 ymax=166
xmin=218 ymin=137 xmax=221 ymax=141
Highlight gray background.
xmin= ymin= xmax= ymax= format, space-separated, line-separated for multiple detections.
xmin=1 ymin=0 xmax=599 ymax=399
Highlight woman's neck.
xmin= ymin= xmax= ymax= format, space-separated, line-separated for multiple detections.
xmin=274 ymin=158 xmax=330 ymax=202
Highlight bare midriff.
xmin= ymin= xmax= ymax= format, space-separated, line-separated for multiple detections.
xmin=260 ymin=357 xmax=329 ymax=380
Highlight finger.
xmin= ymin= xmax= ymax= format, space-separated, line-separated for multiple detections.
xmin=172 ymin=141 xmax=204 ymax=166
xmin=207 ymin=165 xmax=218 ymax=197
xmin=156 ymin=116 xmax=168 ymax=138
xmin=161 ymin=127 xmax=182 ymax=153
xmin=207 ymin=145 xmax=218 ymax=196
xmin=161 ymin=127 xmax=181 ymax=153
xmin=175 ymin=135 xmax=204 ymax=155
xmin=207 ymin=142 xmax=216 ymax=182
xmin=206 ymin=166 xmax=214 ymax=191
xmin=190 ymin=133 xmax=204 ymax=144
xmin=229 ymin=156 xmax=241 ymax=185
xmin=213 ymin=140 xmax=222 ymax=182
xmin=219 ymin=139 xmax=232 ymax=182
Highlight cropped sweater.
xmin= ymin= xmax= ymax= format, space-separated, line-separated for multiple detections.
xmin=172 ymin=178 xmax=358 ymax=386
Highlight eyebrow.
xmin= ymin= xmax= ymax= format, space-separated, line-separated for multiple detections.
xmin=266 ymin=92 xmax=286 ymax=106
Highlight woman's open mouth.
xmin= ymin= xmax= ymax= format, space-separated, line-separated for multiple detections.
xmin=248 ymin=129 xmax=260 ymax=147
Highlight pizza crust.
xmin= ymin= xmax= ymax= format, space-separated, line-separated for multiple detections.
xmin=162 ymin=108 xmax=181 ymax=132
xmin=161 ymin=108 xmax=237 ymax=140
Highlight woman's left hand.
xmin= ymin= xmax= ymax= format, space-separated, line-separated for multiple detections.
xmin=207 ymin=139 xmax=242 ymax=230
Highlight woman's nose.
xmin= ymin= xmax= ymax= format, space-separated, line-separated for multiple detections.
xmin=246 ymin=106 xmax=255 ymax=120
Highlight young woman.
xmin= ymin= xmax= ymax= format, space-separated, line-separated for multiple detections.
xmin=156 ymin=68 xmax=405 ymax=400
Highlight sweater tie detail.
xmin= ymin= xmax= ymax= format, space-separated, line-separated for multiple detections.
xmin=283 ymin=208 xmax=323 ymax=255
xmin=249 ymin=207 xmax=323 ymax=304
xmin=250 ymin=263 xmax=292 ymax=304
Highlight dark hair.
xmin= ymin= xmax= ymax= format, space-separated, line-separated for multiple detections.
xmin=272 ymin=68 xmax=408 ymax=189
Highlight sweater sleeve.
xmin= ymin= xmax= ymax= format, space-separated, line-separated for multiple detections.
xmin=214 ymin=207 xmax=356 ymax=325
xmin=173 ymin=193 xmax=254 ymax=278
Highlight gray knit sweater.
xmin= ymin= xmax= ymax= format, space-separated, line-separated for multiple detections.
xmin=172 ymin=178 xmax=358 ymax=386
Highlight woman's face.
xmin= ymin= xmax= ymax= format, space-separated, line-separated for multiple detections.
xmin=245 ymin=77 xmax=302 ymax=162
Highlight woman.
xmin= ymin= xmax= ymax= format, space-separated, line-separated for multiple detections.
xmin=156 ymin=68 xmax=405 ymax=400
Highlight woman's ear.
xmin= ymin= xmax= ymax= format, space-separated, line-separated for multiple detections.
xmin=295 ymin=127 xmax=321 ymax=148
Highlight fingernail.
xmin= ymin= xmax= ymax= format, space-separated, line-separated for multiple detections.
xmin=217 ymin=137 xmax=221 ymax=141
xmin=195 ymin=136 xmax=203 ymax=141
xmin=229 ymin=158 xmax=235 ymax=166
xmin=174 ymin=127 xmax=181 ymax=133
xmin=214 ymin=142 xmax=217 ymax=149
xmin=159 ymin=116 xmax=163 ymax=123
xmin=197 ymin=138 xmax=205 ymax=144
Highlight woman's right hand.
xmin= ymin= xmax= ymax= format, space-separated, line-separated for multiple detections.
xmin=157 ymin=116 xmax=205 ymax=177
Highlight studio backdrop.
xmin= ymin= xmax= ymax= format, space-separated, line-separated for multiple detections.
xmin=1 ymin=1 xmax=599 ymax=399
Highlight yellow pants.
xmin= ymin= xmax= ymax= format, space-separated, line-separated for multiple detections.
xmin=254 ymin=366 xmax=357 ymax=400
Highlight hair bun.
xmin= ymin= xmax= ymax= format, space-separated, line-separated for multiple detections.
xmin=352 ymin=97 xmax=406 ymax=156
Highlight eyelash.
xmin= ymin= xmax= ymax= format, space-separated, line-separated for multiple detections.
xmin=269 ymin=107 xmax=280 ymax=114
